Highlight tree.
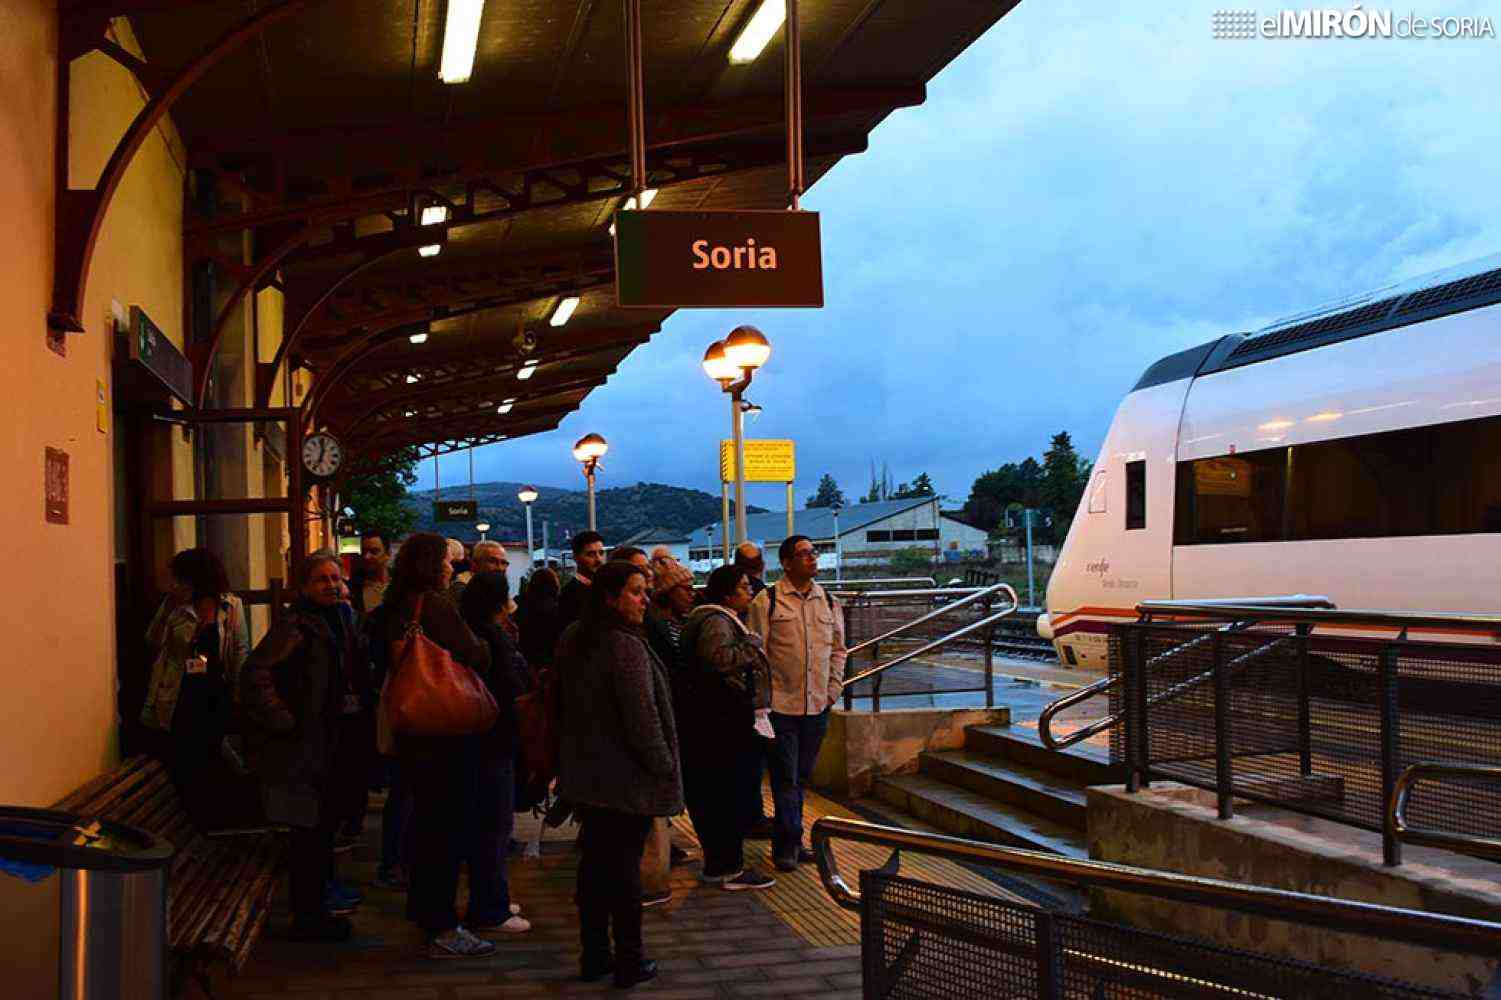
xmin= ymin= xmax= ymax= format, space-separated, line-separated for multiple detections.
xmin=805 ymin=473 xmax=847 ymax=509
xmin=1040 ymin=431 xmax=1092 ymax=544
xmin=964 ymin=459 xmax=1042 ymax=533
xmin=889 ymin=546 xmax=933 ymax=576
xmin=343 ymin=447 xmax=421 ymax=542
xmin=892 ymin=472 xmax=936 ymax=499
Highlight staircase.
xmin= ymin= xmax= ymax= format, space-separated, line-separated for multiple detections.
xmin=872 ymin=723 xmax=1123 ymax=860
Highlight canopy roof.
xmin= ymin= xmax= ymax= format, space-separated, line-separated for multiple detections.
xmin=123 ymin=0 xmax=1017 ymax=465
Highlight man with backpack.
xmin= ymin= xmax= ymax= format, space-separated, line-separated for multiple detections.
xmin=745 ymin=535 xmax=847 ymax=872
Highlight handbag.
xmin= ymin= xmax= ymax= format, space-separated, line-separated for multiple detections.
xmin=384 ymin=593 xmax=499 ymax=736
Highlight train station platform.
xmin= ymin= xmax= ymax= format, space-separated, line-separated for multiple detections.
xmin=219 ymin=786 xmax=1012 ymax=999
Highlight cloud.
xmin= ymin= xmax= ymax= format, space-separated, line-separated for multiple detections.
xmin=460 ymin=1 xmax=1501 ymax=511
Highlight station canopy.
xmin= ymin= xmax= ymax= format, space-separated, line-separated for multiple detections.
xmin=128 ymin=0 xmax=1016 ymax=466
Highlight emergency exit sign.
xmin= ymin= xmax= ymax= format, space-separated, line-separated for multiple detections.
xmin=614 ymin=210 xmax=823 ymax=308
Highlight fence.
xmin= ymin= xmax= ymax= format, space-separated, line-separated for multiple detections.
xmin=1109 ymin=605 xmax=1501 ymax=865
xmin=813 ymin=816 xmax=1501 ymax=1000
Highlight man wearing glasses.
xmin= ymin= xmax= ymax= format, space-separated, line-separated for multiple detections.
xmin=746 ymin=535 xmax=847 ymax=871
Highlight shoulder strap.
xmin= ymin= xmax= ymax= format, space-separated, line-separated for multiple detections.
xmin=825 ymin=590 xmax=834 ymax=611
xmin=767 ymin=585 xmax=777 ymax=617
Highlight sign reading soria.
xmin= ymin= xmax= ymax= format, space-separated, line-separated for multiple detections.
xmin=614 ymin=210 xmax=823 ymax=308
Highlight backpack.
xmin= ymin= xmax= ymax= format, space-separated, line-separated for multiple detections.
xmin=514 ymin=664 xmax=560 ymax=808
xmin=764 ymin=584 xmax=835 ymax=618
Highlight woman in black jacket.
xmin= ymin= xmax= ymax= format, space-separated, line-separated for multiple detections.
xmin=515 ymin=566 xmax=564 ymax=670
xmin=380 ymin=533 xmax=494 ymax=960
xmin=459 ymin=571 xmax=533 ymax=935
xmin=555 ymin=560 xmax=683 ymax=989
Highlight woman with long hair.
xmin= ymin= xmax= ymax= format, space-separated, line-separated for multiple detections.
xmin=458 ymin=571 xmax=533 ymax=935
xmin=678 ymin=565 xmax=776 ymax=891
xmin=379 ymin=532 xmax=495 ymax=959
xmin=515 ymin=566 xmax=564 ymax=670
xmin=555 ymin=560 xmax=683 ymax=989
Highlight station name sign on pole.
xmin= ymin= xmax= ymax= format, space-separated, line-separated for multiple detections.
xmin=434 ymin=500 xmax=478 ymax=522
xmin=615 ymin=210 xmax=823 ymax=308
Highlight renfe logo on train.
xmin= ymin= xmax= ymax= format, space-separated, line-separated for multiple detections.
xmin=614 ymin=209 xmax=823 ymax=308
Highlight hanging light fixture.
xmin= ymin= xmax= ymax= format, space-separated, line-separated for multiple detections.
xmin=517 ymin=361 xmax=537 ymax=380
xmin=728 ymin=0 xmax=785 ymax=64
xmin=497 ymin=399 xmax=515 ymax=414
xmin=409 ymin=332 xmax=429 ymax=345
xmin=439 ymin=0 xmax=485 ymax=84
xmin=549 ymin=296 xmax=580 ymax=327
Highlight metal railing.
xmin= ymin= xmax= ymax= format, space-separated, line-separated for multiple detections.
xmin=811 ymin=816 xmax=1501 ymax=999
xmin=824 ymin=576 xmax=938 ymax=589
xmin=840 ymin=583 xmax=1018 ymax=711
xmin=1037 ymin=597 xmax=1335 ymax=752
xmin=1110 ymin=602 xmax=1501 ymax=866
xmin=810 ymin=816 xmax=1501 ymax=954
xmin=1391 ymin=763 xmax=1501 ymax=862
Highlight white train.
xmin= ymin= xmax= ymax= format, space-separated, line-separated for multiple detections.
xmin=1040 ymin=253 xmax=1501 ymax=670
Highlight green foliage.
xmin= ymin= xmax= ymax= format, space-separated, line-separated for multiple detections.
xmin=892 ymin=472 xmax=935 ymax=499
xmin=1041 ymin=431 xmax=1091 ymax=545
xmin=888 ymin=546 xmax=934 ymax=575
xmin=963 ymin=458 xmax=1043 ymax=533
xmin=805 ymin=473 xmax=847 ymax=509
xmin=344 ymin=447 xmax=421 ymax=542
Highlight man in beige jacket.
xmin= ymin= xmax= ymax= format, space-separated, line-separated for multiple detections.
xmin=746 ymin=535 xmax=847 ymax=870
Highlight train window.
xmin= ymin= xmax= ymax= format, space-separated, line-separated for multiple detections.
xmin=1175 ymin=413 xmax=1501 ymax=545
xmin=1174 ymin=449 xmax=1287 ymax=544
xmin=1125 ymin=460 xmax=1146 ymax=530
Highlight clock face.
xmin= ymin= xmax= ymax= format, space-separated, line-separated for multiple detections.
xmin=302 ymin=433 xmax=343 ymax=478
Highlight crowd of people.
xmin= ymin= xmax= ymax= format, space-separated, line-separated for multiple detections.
xmin=137 ymin=528 xmax=846 ymax=989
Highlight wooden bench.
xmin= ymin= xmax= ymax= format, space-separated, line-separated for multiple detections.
xmin=52 ymin=756 xmax=287 ymax=998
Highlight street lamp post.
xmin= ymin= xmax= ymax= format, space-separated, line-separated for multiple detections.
xmin=517 ymin=485 xmax=539 ymax=565
xmin=572 ymin=435 xmax=608 ymax=531
xmin=702 ymin=326 xmax=771 ymax=547
xmin=832 ymin=501 xmax=843 ymax=582
xmin=475 ymin=521 xmax=491 ymax=541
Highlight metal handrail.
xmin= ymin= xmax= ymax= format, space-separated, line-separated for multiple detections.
xmin=1390 ymin=763 xmax=1501 ymax=862
xmin=843 ymin=605 xmax=1019 ymax=689
xmin=834 ymin=586 xmax=992 ymax=602
xmin=1137 ymin=601 xmax=1501 ymax=633
xmin=824 ymin=576 xmax=937 ymax=589
xmin=1038 ymin=597 xmax=1337 ymax=752
xmin=845 ymin=582 xmax=1015 ymax=658
xmin=810 ymin=816 xmax=1501 ymax=956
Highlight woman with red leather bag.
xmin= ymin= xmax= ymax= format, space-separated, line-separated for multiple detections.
xmin=378 ymin=533 xmax=496 ymax=960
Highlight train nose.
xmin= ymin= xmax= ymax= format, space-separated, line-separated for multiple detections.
xmin=1035 ymin=612 xmax=1053 ymax=640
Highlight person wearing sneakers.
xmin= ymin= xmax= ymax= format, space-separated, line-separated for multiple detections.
xmin=746 ymin=535 xmax=847 ymax=873
xmin=458 ymin=571 xmax=533 ymax=936
xmin=679 ymin=565 xmax=776 ymax=892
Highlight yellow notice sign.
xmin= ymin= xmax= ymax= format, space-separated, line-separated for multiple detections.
xmin=720 ymin=439 xmax=795 ymax=483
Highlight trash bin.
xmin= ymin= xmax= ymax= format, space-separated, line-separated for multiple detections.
xmin=0 ymin=807 xmax=174 ymax=1000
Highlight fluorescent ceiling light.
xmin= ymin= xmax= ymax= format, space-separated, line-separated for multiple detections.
xmin=497 ymin=399 xmax=514 ymax=414
xmin=517 ymin=362 xmax=537 ymax=381
xmin=405 ymin=374 xmax=420 ymax=384
xmin=409 ymin=332 xmax=429 ymax=344
xmin=439 ymin=0 xmax=485 ymax=84
xmin=419 ymin=244 xmax=442 ymax=257
xmin=549 ymin=296 xmax=580 ymax=327
xmin=729 ymin=0 xmax=785 ymax=64
xmin=638 ymin=187 xmax=658 ymax=208
xmin=404 ymin=409 xmax=417 ymax=418
xmin=420 ymin=205 xmax=449 ymax=226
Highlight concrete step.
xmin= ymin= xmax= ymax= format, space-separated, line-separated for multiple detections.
xmin=919 ymin=750 xmax=1087 ymax=831
xmin=964 ymin=724 xmax=1124 ymax=787
xmin=873 ymin=773 xmax=1088 ymax=860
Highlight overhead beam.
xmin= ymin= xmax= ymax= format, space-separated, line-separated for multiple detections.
xmin=339 ymin=371 xmax=612 ymax=439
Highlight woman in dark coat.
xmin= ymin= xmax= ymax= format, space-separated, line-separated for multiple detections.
xmin=240 ymin=553 xmax=360 ymax=941
xmin=515 ymin=566 xmax=565 ymax=669
xmin=678 ymin=566 xmax=775 ymax=891
xmin=459 ymin=571 xmax=533 ymax=935
xmin=379 ymin=533 xmax=494 ymax=960
xmin=555 ymin=560 xmax=683 ymax=989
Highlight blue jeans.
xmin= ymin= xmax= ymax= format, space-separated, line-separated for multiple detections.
xmin=766 ymin=710 xmax=830 ymax=860
xmin=465 ymin=755 xmax=516 ymax=925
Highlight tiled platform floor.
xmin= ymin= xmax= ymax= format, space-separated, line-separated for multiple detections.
xmin=220 ymin=785 xmax=1015 ymax=999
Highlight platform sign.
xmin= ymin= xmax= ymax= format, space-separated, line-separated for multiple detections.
xmin=434 ymin=500 xmax=478 ymax=522
xmin=614 ymin=210 xmax=823 ymax=308
xmin=720 ymin=439 xmax=796 ymax=483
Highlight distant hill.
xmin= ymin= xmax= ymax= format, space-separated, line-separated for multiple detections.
xmin=407 ymin=481 xmax=767 ymax=545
